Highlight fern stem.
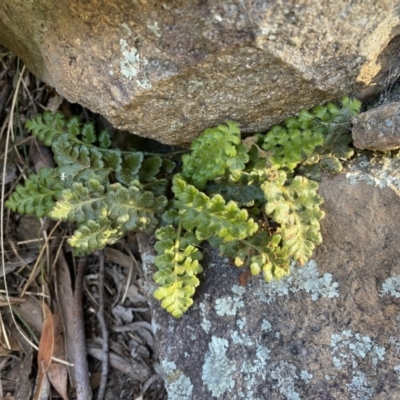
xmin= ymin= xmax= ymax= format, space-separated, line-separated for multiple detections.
xmin=173 ymin=221 xmax=182 ymax=274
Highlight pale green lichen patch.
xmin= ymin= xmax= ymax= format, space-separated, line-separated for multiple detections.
xmin=161 ymin=360 xmax=194 ymax=400
xmin=231 ymin=330 xmax=253 ymax=347
xmin=300 ymin=369 xmax=313 ymax=383
xmin=119 ymin=38 xmax=149 ymax=83
xmin=330 ymin=330 xmax=385 ymax=370
xmin=270 ymin=361 xmax=301 ymax=400
xmin=254 ymin=259 xmax=339 ymax=304
xmin=394 ymin=365 xmax=400 ymax=382
xmin=347 ymin=371 xmax=374 ymax=400
xmin=346 ymin=153 xmax=400 ymax=192
xmin=202 ymin=336 xmax=236 ymax=397
xmin=199 ymin=302 xmax=211 ymax=333
xmin=330 ymin=330 xmax=385 ymax=398
xmin=214 ymin=284 xmax=246 ymax=317
xmin=261 ymin=319 xmax=272 ymax=331
xmin=380 ymin=275 xmax=400 ymax=298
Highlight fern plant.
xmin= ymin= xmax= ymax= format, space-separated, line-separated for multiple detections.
xmin=6 ymin=111 xmax=169 ymax=253
xmin=6 ymin=97 xmax=361 ymax=318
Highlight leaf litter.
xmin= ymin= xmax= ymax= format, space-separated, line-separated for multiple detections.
xmin=0 ymin=46 xmax=166 ymax=399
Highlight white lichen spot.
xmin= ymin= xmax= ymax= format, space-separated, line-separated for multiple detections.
xmin=237 ymin=317 xmax=247 ymax=330
xmin=119 ymin=38 xmax=148 ymax=80
xmin=147 ymin=21 xmax=161 ymax=37
xmin=261 ymin=319 xmax=272 ymax=331
xmin=389 ymin=336 xmax=400 ymax=354
xmin=121 ymin=23 xmax=132 ymax=36
xmin=168 ymin=374 xmax=194 ymax=400
xmin=161 ymin=360 xmax=177 ymax=375
xmin=202 ymin=337 xmax=235 ymax=397
xmin=381 ymin=275 xmax=400 ymax=298
xmin=394 ymin=365 xmax=400 ymax=382
xmin=270 ymin=361 xmax=300 ymax=400
xmin=255 ymin=260 xmax=339 ymax=304
xmin=199 ymin=302 xmax=211 ymax=333
xmin=300 ymin=370 xmax=313 ymax=383
xmin=162 ymin=360 xmax=194 ymax=400
xmin=240 ymin=342 xmax=270 ymax=398
xmin=346 ymin=371 xmax=374 ymax=400
xmin=231 ymin=330 xmax=253 ymax=347
xmin=346 ymin=153 xmax=400 ymax=193
xmin=330 ymin=330 xmax=385 ymax=372
xmin=232 ymin=284 xmax=246 ymax=296
xmin=136 ymin=78 xmax=152 ymax=90
xmin=214 ymin=14 xmax=223 ymax=22
xmin=215 ymin=296 xmax=244 ymax=316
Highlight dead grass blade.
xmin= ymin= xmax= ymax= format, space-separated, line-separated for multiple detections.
xmin=33 ymin=302 xmax=54 ymax=400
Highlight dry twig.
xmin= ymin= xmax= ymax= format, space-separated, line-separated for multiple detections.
xmin=96 ymin=250 xmax=109 ymax=400
xmin=73 ymin=257 xmax=92 ymax=400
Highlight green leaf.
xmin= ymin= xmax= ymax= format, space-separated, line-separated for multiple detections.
xmin=98 ymin=130 xmax=112 ymax=148
xmin=173 ymin=175 xmax=258 ymax=242
xmin=138 ymin=156 xmax=162 ymax=182
xmin=25 ymin=111 xmax=66 ymax=146
xmin=49 ymin=179 xmax=107 ymax=223
xmin=106 ymin=183 xmax=167 ymax=233
xmin=81 ymin=122 xmax=97 ymax=144
xmin=5 ymin=168 xmax=62 ymax=218
xmin=262 ymin=171 xmax=325 ymax=265
xmin=162 ymin=159 xmax=176 ymax=174
xmin=153 ymin=224 xmax=203 ymax=318
xmin=115 ymin=152 xmax=143 ymax=185
xmin=182 ymin=121 xmax=248 ymax=189
xmin=52 ymin=135 xmax=104 ymax=170
xmin=68 ymin=220 xmax=120 ymax=253
xmin=262 ymin=125 xmax=324 ymax=170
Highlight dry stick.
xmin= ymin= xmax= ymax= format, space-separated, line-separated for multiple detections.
xmin=73 ymin=257 xmax=93 ymax=400
xmin=96 ymin=250 xmax=109 ymax=400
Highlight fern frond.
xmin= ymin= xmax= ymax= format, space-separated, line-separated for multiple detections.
xmin=106 ymin=183 xmax=167 ymax=232
xmin=182 ymin=121 xmax=249 ymax=189
xmin=212 ymin=231 xmax=290 ymax=282
xmin=49 ymin=179 xmax=107 ymax=223
xmin=5 ymin=168 xmax=62 ymax=217
xmin=262 ymin=170 xmax=324 ymax=265
xmin=153 ymin=224 xmax=203 ymax=318
xmin=262 ymin=125 xmax=324 ymax=170
xmin=138 ymin=156 xmax=162 ymax=182
xmin=25 ymin=111 xmax=67 ymax=146
xmin=173 ymin=175 xmax=258 ymax=241
xmin=115 ymin=152 xmax=144 ymax=185
xmin=68 ymin=219 xmax=120 ymax=253
xmin=52 ymin=135 xmax=104 ymax=169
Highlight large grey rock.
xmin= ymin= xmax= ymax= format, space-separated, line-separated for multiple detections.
xmin=139 ymin=162 xmax=400 ymax=399
xmin=1 ymin=1 xmax=400 ymax=145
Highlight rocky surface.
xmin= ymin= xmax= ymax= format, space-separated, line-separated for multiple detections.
xmin=353 ymin=102 xmax=400 ymax=150
xmin=139 ymin=159 xmax=400 ymax=399
xmin=1 ymin=1 xmax=400 ymax=145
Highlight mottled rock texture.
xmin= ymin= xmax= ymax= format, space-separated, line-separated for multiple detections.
xmin=1 ymin=1 xmax=400 ymax=145
xmin=138 ymin=166 xmax=400 ymax=399
xmin=353 ymin=102 xmax=400 ymax=150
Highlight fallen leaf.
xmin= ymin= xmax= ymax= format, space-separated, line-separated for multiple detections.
xmin=47 ymin=312 xmax=68 ymax=400
xmin=33 ymin=302 xmax=54 ymax=400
